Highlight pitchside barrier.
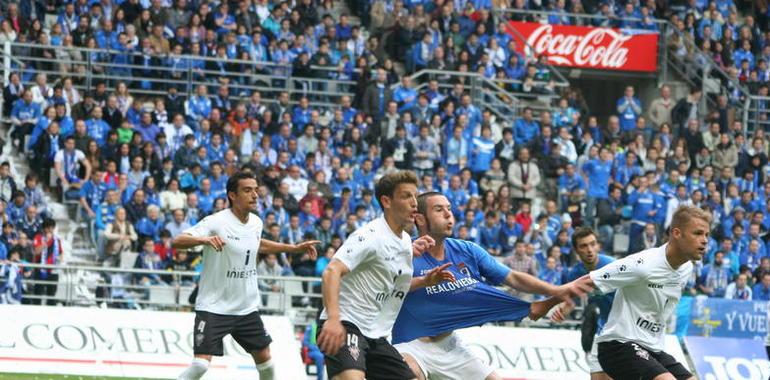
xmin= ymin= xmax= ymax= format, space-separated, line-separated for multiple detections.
xmin=455 ymin=326 xmax=687 ymax=380
xmin=0 ymin=304 xmax=306 ymax=379
xmin=1 ymin=304 xmax=694 ymax=379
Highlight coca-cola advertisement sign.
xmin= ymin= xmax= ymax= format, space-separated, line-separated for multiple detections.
xmin=506 ymin=21 xmax=659 ymax=72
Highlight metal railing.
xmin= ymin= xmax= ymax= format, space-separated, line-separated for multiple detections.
xmin=2 ymin=41 xmax=358 ymax=109
xmin=746 ymin=95 xmax=770 ymax=132
xmin=2 ymin=262 xmax=584 ymax=328
xmin=397 ymin=69 xmax=564 ymax=120
xmin=6 ymin=263 xmax=321 ymax=316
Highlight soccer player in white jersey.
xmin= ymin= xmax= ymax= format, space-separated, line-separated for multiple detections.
xmin=173 ymin=171 xmax=319 ymax=380
xmin=393 ymin=192 xmax=591 ymax=380
xmin=568 ymin=205 xmax=710 ymax=380
xmin=316 ymin=171 xmax=453 ymax=380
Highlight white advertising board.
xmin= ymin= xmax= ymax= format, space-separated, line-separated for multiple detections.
xmin=0 ymin=304 xmax=306 ymax=379
xmin=455 ymin=326 xmax=688 ymax=380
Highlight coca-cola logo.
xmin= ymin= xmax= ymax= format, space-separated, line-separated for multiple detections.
xmin=524 ymin=24 xmax=632 ymax=69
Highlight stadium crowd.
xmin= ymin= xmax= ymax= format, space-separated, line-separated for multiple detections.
xmin=1 ymin=0 xmax=770 ymax=307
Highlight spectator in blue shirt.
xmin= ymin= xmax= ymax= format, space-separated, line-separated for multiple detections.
xmin=499 ymin=210 xmax=523 ymax=255
xmin=628 ymin=176 xmax=661 ymax=255
xmin=393 ymin=76 xmax=419 ymax=113
xmin=698 ymin=251 xmax=733 ymax=297
xmin=477 ymin=210 xmax=502 ymax=256
xmin=86 ymin=107 xmax=112 ymax=146
xmin=733 ymin=40 xmax=754 ymax=69
xmin=614 ymin=151 xmax=643 ymax=188
xmin=10 ymin=90 xmax=41 ymax=151
xmin=514 ymin=107 xmax=540 ymax=145
xmin=558 ymin=163 xmax=586 ymax=208
xmin=135 ymin=205 xmax=165 ymax=242
xmin=537 ymin=256 xmax=563 ymax=298
xmin=752 ymin=272 xmax=770 ymax=300
xmin=616 ymin=86 xmax=643 ymax=132
xmin=444 ymin=175 xmax=471 ymax=219
xmin=582 ymin=147 xmax=614 ymax=227
xmin=95 ymin=190 xmax=121 ymax=231
xmin=469 ymin=126 xmax=496 ymax=179
xmin=186 ymin=85 xmax=212 ymax=129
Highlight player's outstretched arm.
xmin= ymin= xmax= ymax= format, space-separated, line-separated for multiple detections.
xmin=172 ymin=233 xmax=225 ymax=251
xmin=318 ymin=259 xmax=350 ymax=355
xmin=409 ymin=263 xmax=456 ymax=291
xmin=505 ymin=271 xmax=593 ymax=305
xmin=529 ymin=297 xmax=563 ymax=321
xmin=259 ymin=239 xmax=321 ymax=259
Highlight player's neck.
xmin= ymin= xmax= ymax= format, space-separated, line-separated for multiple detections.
xmin=665 ymin=243 xmax=688 ymax=269
xmin=230 ymin=206 xmax=250 ymax=224
xmin=383 ymin=213 xmax=405 ymax=236
xmin=427 ymin=238 xmax=446 ymax=260
xmin=582 ymin=260 xmax=597 ymax=272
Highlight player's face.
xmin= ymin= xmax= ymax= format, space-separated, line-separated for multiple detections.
xmin=676 ymin=218 xmax=710 ymax=261
xmin=574 ymin=234 xmax=599 ymax=266
xmin=385 ymin=183 xmax=418 ymax=228
xmin=232 ymin=178 xmax=259 ymax=211
xmin=422 ymin=195 xmax=454 ymax=238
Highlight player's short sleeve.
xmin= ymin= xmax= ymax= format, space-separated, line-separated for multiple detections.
xmin=75 ymin=150 xmax=86 ymax=161
xmin=333 ymin=229 xmax=373 ymax=272
xmin=53 ymin=150 xmax=64 ymax=164
xmin=184 ymin=215 xmax=213 ymax=237
xmin=471 ymin=241 xmax=510 ymax=285
xmin=590 ymin=253 xmax=648 ymax=294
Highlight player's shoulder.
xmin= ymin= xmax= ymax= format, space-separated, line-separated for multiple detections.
xmin=348 ymin=218 xmax=383 ymax=244
xmin=597 ymin=254 xmax=616 ymax=266
xmin=623 ymin=246 xmax=664 ymax=271
xmin=248 ymin=212 xmax=264 ymax=227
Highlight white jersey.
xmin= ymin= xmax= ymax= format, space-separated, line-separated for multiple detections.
xmin=590 ymin=244 xmax=691 ymax=352
xmin=184 ymin=209 xmax=264 ymax=316
xmin=320 ymin=217 xmax=413 ymax=338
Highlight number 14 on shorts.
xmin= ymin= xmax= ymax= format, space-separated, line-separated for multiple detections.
xmin=347 ymin=334 xmax=361 ymax=361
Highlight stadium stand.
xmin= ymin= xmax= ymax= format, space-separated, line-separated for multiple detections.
xmin=2 ymin=0 xmax=770 ymax=364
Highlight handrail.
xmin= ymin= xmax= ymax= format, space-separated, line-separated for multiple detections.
xmin=7 ymin=41 xmax=360 ymax=74
xmin=495 ymin=7 xmax=667 ymax=24
xmin=394 ymin=69 xmax=526 ymax=119
xmin=15 ymin=262 xmax=320 ymax=282
xmin=2 ymin=40 xmax=358 ymax=108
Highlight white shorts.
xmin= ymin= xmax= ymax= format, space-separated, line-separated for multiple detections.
xmin=394 ymin=332 xmax=494 ymax=380
xmin=586 ymin=335 xmax=603 ymax=374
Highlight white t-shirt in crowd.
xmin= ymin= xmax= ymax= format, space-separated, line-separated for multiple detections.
xmin=590 ymin=244 xmax=691 ymax=352
xmin=320 ymin=217 xmax=413 ymax=338
xmin=54 ymin=149 xmax=85 ymax=167
xmin=184 ymin=208 xmax=264 ymax=315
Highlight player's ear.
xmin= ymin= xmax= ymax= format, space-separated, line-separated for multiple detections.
xmin=414 ymin=213 xmax=426 ymax=227
xmin=380 ymin=195 xmax=391 ymax=209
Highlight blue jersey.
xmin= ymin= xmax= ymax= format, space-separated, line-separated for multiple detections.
xmin=563 ymin=254 xmax=615 ymax=333
xmin=582 ymin=159 xmax=612 ymax=199
xmin=392 ymin=239 xmax=531 ymax=344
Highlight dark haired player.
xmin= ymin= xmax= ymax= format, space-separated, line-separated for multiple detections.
xmin=173 ymin=171 xmax=319 ymax=380
xmin=316 ymin=171 xmax=453 ymax=380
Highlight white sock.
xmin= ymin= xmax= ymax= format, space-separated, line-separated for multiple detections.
xmin=177 ymin=358 xmax=209 ymax=380
xmin=256 ymin=358 xmax=275 ymax=380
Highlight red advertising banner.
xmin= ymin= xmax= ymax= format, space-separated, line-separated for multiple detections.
xmin=506 ymin=21 xmax=659 ymax=72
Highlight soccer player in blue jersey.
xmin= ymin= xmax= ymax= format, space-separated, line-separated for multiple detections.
xmin=554 ymin=227 xmax=616 ymax=380
xmin=392 ymin=192 xmax=592 ymax=380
